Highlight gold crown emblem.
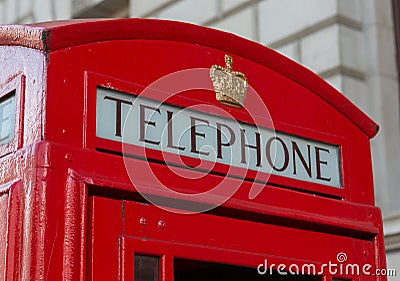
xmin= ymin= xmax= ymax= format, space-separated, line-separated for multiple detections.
xmin=210 ymin=55 xmax=248 ymax=108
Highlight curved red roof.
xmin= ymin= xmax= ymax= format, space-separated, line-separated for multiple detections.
xmin=0 ymin=18 xmax=378 ymax=138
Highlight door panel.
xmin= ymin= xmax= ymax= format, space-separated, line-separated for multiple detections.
xmin=89 ymin=196 xmax=373 ymax=281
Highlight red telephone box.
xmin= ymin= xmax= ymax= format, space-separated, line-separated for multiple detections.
xmin=0 ymin=19 xmax=387 ymax=281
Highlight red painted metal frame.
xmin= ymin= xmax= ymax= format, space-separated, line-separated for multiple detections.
xmin=0 ymin=180 xmax=22 ymax=280
xmin=0 ymin=19 xmax=386 ymax=281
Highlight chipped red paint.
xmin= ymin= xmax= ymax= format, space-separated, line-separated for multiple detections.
xmin=0 ymin=19 xmax=386 ymax=281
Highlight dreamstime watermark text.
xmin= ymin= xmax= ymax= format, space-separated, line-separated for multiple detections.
xmin=257 ymin=252 xmax=396 ymax=277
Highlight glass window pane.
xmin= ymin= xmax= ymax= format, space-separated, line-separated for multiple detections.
xmin=134 ymin=254 xmax=159 ymax=281
xmin=0 ymin=91 xmax=15 ymax=145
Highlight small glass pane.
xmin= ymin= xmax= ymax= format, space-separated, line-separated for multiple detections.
xmin=0 ymin=91 xmax=15 ymax=145
xmin=134 ymin=254 xmax=159 ymax=281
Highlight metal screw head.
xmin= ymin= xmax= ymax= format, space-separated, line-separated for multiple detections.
xmin=65 ymin=153 xmax=72 ymax=162
xmin=157 ymin=220 xmax=166 ymax=229
xmin=139 ymin=217 xmax=148 ymax=227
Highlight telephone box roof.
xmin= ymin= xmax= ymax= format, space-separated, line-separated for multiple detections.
xmin=0 ymin=18 xmax=379 ymax=138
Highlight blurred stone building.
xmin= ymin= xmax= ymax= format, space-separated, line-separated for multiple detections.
xmin=0 ymin=0 xmax=399 ymax=278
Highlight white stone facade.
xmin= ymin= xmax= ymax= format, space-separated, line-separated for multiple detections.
xmin=0 ymin=0 xmax=399 ymax=279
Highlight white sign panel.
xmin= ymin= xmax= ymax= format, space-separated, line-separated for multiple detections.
xmin=96 ymin=87 xmax=341 ymax=188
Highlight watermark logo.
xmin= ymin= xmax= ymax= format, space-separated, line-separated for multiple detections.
xmin=336 ymin=252 xmax=347 ymax=263
xmin=257 ymin=252 xmax=396 ymax=277
xmin=121 ymin=68 xmax=276 ymax=214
